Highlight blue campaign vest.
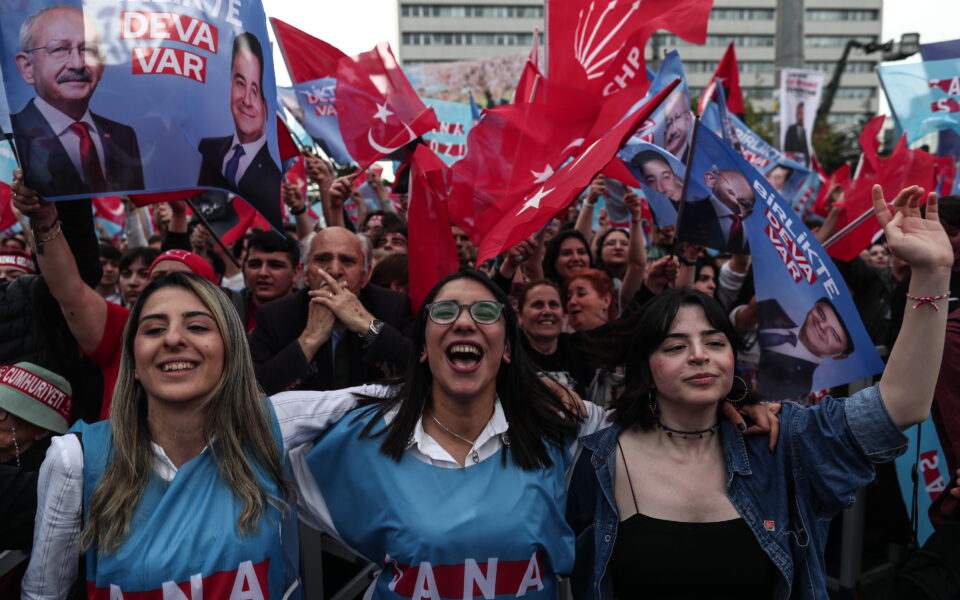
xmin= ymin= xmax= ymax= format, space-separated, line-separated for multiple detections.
xmin=73 ymin=404 xmax=290 ymax=599
xmin=305 ymin=408 xmax=575 ymax=600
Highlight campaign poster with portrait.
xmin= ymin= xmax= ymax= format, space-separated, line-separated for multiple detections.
xmin=778 ymin=68 xmax=824 ymax=168
xmin=878 ymin=57 xmax=960 ymax=145
xmin=624 ymin=51 xmax=694 ymax=165
xmin=0 ymin=0 xmax=282 ymax=230
xmin=619 ymin=140 xmax=683 ymax=226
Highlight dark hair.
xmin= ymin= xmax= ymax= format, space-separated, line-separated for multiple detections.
xmin=99 ymin=243 xmax=121 ymax=261
xmin=543 ymin=230 xmax=591 ymax=284
xmin=119 ymin=247 xmax=160 ymax=272
xmin=517 ymin=279 xmax=563 ymax=312
xmin=812 ymin=296 xmax=855 ymax=356
xmin=593 ymin=228 xmax=630 ymax=278
xmin=207 ymin=251 xmax=225 ymax=283
xmin=361 ymin=210 xmax=404 ymax=232
xmin=598 ymin=287 xmax=756 ymax=429
xmin=147 ymin=234 xmax=163 ymax=246
xmin=245 ymin=230 xmax=299 ymax=267
xmin=232 ymin=32 xmax=264 ymax=100
xmin=355 ymin=270 xmax=578 ymax=469
xmin=938 ymin=195 xmax=960 ymax=228
xmin=369 ymin=253 xmax=408 ymax=290
xmin=694 ymin=256 xmax=719 ymax=296
xmin=630 ymin=149 xmax=672 ymax=173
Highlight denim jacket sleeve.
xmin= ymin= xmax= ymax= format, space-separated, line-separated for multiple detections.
xmin=789 ymin=385 xmax=908 ymax=519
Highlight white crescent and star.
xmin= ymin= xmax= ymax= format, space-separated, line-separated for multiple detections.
xmin=516 ymin=186 xmax=555 ymax=216
xmin=367 ymin=102 xmax=417 ymax=155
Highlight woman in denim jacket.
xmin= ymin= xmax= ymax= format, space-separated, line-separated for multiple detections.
xmin=567 ymin=185 xmax=955 ymax=599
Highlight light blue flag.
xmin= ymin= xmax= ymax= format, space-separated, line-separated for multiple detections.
xmin=878 ymin=58 xmax=960 ymax=144
xmin=288 ymin=78 xmax=355 ymax=165
xmin=895 ymin=418 xmax=949 ymax=545
xmin=421 ymin=98 xmax=474 ymax=166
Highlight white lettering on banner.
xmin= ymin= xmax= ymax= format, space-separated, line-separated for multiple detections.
xmin=229 ymin=560 xmax=265 ymax=600
xmin=920 ymin=451 xmax=947 ymax=497
xmin=313 ymin=104 xmax=337 ymax=116
xmin=412 ymin=562 xmax=440 ymax=600
xmin=463 ymin=558 xmax=497 ymax=600
xmin=139 ymin=0 xmax=228 ymax=23
xmin=132 ymin=47 xmax=207 ymax=83
xmin=515 ymin=552 xmax=544 ymax=597
xmin=162 ymin=574 xmax=203 ymax=600
xmin=602 ymin=45 xmax=642 ymax=96
xmin=120 ymin=12 xmax=217 ymax=53
xmin=225 ymin=0 xmax=242 ymax=27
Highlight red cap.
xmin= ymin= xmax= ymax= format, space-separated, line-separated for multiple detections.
xmin=0 ymin=249 xmax=36 ymax=274
xmin=148 ymin=250 xmax=218 ymax=284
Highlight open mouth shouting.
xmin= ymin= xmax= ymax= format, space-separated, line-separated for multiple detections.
xmin=445 ymin=342 xmax=484 ymax=373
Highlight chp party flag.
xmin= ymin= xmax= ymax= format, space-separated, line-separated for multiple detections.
xmin=0 ymin=0 xmax=284 ymax=232
xmin=421 ymin=99 xmax=474 ymax=165
xmin=475 ymin=78 xmax=681 ymax=262
xmin=335 ymin=43 xmax=439 ymax=171
xmin=693 ymin=130 xmax=884 ymax=400
xmin=878 ymin=57 xmax=960 ymax=144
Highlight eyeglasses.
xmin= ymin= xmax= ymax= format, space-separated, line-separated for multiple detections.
xmin=426 ymin=300 xmax=504 ymax=325
xmin=27 ymin=42 xmax=101 ymax=62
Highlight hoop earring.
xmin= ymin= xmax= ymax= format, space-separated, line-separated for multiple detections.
xmin=648 ymin=388 xmax=659 ymax=417
xmin=726 ymin=376 xmax=749 ymax=407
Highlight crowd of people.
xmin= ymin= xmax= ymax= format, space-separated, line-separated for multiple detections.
xmin=1 ymin=136 xmax=959 ymax=599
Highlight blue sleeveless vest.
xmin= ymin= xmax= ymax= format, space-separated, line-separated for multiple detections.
xmin=73 ymin=403 xmax=293 ymax=599
xmin=305 ymin=408 xmax=575 ymax=599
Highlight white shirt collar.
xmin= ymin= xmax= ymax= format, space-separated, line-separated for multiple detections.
xmin=34 ymin=95 xmax=97 ymax=137
xmin=766 ymin=327 xmax=822 ymax=364
xmin=230 ymin=132 xmax=267 ymax=159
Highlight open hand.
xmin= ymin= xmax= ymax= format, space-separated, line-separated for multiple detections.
xmin=873 ymin=185 xmax=953 ymax=274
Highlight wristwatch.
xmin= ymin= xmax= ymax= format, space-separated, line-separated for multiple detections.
xmin=360 ymin=318 xmax=384 ymax=347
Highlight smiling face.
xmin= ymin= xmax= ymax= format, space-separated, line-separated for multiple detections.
xmin=15 ymin=7 xmax=103 ymax=120
xmin=230 ymin=48 xmax=266 ymax=144
xmin=566 ymin=277 xmax=612 ymax=331
xmin=798 ymin=301 xmax=849 ymax=358
xmin=133 ymin=286 xmax=225 ymax=408
xmin=649 ymin=304 xmax=734 ymax=408
xmin=519 ymin=284 xmax=564 ymax=343
xmin=600 ymin=230 xmax=630 ymax=266
xmin=555 ymin=237 xmax=590 ymax=280
xmin=663 ymin=92 xmax=692 ymax=158
xmin=423 ymin=278 xmax=508 ymax=405
xmin=641 ymin=158 xmax=682 ymax=202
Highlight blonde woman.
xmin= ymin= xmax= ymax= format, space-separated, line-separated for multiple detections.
xmin=22 ymin=273 xmax=300 ymax=598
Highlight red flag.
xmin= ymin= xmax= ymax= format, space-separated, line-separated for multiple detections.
xmin=602 ymin=157 xmax=641 ymax=187
xmin=697 ymin=42 xmax=744 ymax=117
xmin=127 ymin=190 xmax=204 ymax=208
xmin=335 ymin=43 xmax=439 ymax=171
xmin=856 ymin=115 xmax=885 ymax=178
xmin=0 ymin=181 xmax=16 ymax=231
xmin=407 ymin=146 xmax=460 ymax=312
xmin=547 ymin=0 xmax=711 ymax=93
xmin=277 ymin=116 xmax=301 ymax=164
xmin=92 ymin=196 xmax=125 ymax=227
xmin=475 ymin=78 xmax=681 ymax=262
xmin=513 ymin=60 xmax=544 ymax=105
xmin=271 ymin=19 xmax=347 ymax=83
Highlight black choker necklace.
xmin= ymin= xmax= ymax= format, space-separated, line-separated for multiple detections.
xmin=657 ymin=420 xmax=719 ymax=439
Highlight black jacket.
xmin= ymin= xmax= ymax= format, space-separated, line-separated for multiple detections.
xmin=250 ymin=285 xmax=414 ymax=394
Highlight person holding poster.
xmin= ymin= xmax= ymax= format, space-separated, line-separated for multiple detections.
xmin=197 ymin=32 xmax=280 ymax=205
xmin=567 ymin=185 xmax=955 ymax=599
xmin=11 ymin=5 xmax=143 ymax=198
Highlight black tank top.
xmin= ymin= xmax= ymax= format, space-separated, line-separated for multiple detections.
xmin=611 ymin=441 xmax=780 ymax=599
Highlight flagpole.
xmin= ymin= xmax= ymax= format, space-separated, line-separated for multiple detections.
xmin=670 ymin=115 xmax=702 ymax=258
xmin=184 ymin=197 xmax=242 ymax=270
xmin=821 ymin=205 xmax=876 ymax=250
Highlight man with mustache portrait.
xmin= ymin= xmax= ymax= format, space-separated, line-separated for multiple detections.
xmin=11 ymin=5 xmax=144 ymax=198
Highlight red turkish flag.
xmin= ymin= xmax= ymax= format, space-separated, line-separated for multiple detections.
xmin=277 ymin=116 xmax=301 ymax=164
xmin=513 ymin=60 xmax=544 ymax=105
xmin=271 ymin=18 xmax=347 ymax=83
xmin=698 ymin=42 xmax=744 ymax=117
xmin=475 ymin=78 xmax=681 ymax=262
xmin=92 ymin=196 xmax=125 ymax=226
xmin=0 ymin=181 xmax=16 ymax=231
xmin=335 ymin=43 xmax=439 ymax=171
xmin=547 ymin=0 xmax=711 ymax=94
xmin=407 ymin=146 xmax=461 ymax=312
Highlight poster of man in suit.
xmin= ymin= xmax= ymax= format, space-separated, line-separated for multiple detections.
xmin=778 ymin=69 xmax=824 ymax=168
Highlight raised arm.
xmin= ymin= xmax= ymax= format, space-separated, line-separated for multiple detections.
xmin=619 ymin=190 xmax=648 ymax=305
xmin=12 ymin=171 xmax=108 ymax=354
xmin=873 ymin=185 xmax=954 ymax=428
xmin=574 ymin=175 xmax=605 ymax=241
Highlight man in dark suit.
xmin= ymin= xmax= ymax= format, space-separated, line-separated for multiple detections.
xmin=11 ymin=6 xmax=143 ymax=198
xmin=197 ymin=32 xmax=280 ymax=222
xmin=250 ymin=227 xmax=414 ymax=394
xmin=783 ymin=102 xmax=810 ymax=167
xmin=679 ymin=166 xmax=754 ymax=253
xmin=756 ymin=297 xmax=854 ymax=400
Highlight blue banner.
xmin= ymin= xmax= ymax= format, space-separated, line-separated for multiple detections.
xmin=0 ymin=0 xmax=282 ymax=229
xmin=421 ymin=98 xmax=473 ymax=166
xmin=682 ymin=122 xmax=887 ymax=398
xmin=619 ymin=141 xmax=683 ymax=226
xmin=288 ymin=78 xmax=354 ymax=165
xmin=878 ymin=58 xmax=960 ymax=144
xmin=895 ymin=419 xmax=949 ymax=545
xmin=625 ymin=51 xmax=693 ymax=164
xmin=921 ymin=39 xmax=960 ymax=62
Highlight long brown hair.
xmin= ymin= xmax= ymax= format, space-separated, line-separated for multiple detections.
xmin=80 ymin=273 xmax=292 ymax=554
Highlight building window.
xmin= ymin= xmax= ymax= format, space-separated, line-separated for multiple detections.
xmin=807 ymin=9 xmax=879 ymax=21
xmin=710 ymin=8 xmax=774 ymax=20
xmin=402 ymin=31 xmax=534 ymax=46
xmin=805 ymin=36 xmax=876 ymax=48
xmin=743 ymin=87 xmax=774 ymax=99
xmin=834 ymin=87 xmax=876 ymax=99
xmin=654 ymin=34 xmax=774 ymax=48
xmin=400 ymin=4 xmax=544 ymax=18
xmin=805 ymin=61 xmax=876 ymax=73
